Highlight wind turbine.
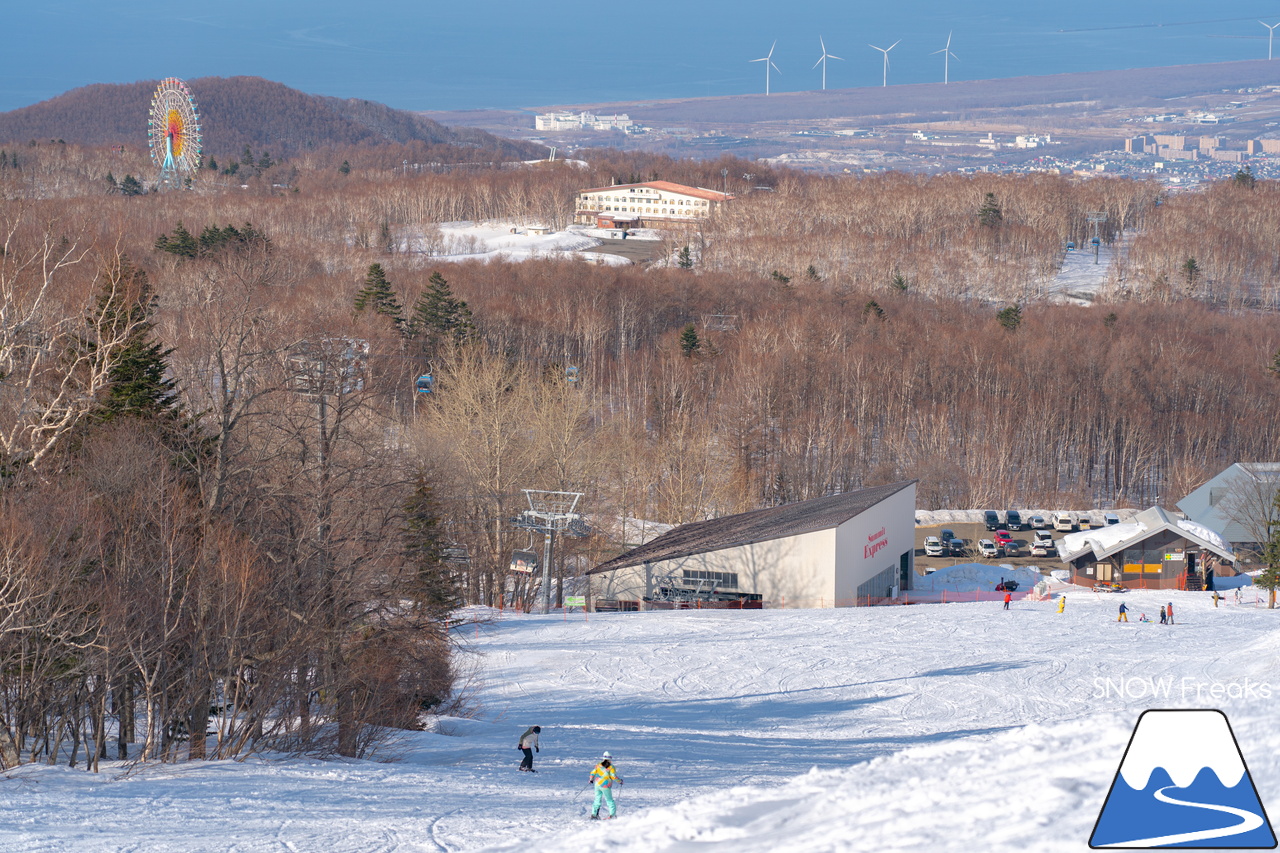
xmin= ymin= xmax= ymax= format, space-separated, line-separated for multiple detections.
xmin=813 ymin=36 xmax=843 ymax=91
xmin=931 ymin=31 xmax=958 ymax=84
xmin=1262 ymin=21 xmax=1280 ymax=60
xmin=750 ymin=40 xmax=781 ymax=95
xmin=869 ymin=40 xmax=900 ymax=87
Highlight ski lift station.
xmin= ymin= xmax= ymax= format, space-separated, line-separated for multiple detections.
xmin=587 ymin=481 xmax=917 ymax=610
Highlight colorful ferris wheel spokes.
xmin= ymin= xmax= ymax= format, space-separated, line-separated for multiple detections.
xmin=148 ymin=77 xmax=202 ymax=190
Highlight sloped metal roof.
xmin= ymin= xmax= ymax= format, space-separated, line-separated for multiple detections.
xmin=588 ymin=481 xmax=916 ymax=575
xmin=1058 ymin=505 xmax=1235 ymax=563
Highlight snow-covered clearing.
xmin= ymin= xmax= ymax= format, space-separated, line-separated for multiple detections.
xmin=3 ymin=590 xmax=1278 ymax=852
xmin=400 ymin=222 xmax=664 ymax=266
xmin=1042 ymin=234 xmax=1129 ymax=304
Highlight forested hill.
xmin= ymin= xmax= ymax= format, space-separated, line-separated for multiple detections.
xmin=0 ymin=76 xmax=546 ymax=162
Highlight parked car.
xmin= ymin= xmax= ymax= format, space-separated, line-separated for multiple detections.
xmin=1028 ymin=515 xmax=1048 ymax=529
xmin=1030 ymin=538 xmax=1056 ymax=557
xmin=1052 ymin=512 xmax=1075 ymax=532
xmin=1005 ymin=510 xmax=1024 ymax=531
xmin=993 ymin=529 xmax=1014 ymax=548
xmin=1002 ymin=541 xmax=1021 ymax=557
xmin=1078 ymin=514 xmax=1093 ymax=530
xmin=978 ymin=539 xmax=999 ymax=558
xmin=924 ymin=536 xmax=945 ymax=557
xmin=948 ymin=538 xmax=967 ymax=557
xmin=984 ymin=510 xmax=1002 ymax=531
xmin=940 ymin=528 xmax=956 ymax=544
xmin=1104 ymin=512 xmax=1121 ymax=526
xmin=1033 ymin=530 xmax=1054 ymax=546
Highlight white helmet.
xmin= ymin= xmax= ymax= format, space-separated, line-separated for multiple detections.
xmin=602 ymin=751 xmax=612 ymax=759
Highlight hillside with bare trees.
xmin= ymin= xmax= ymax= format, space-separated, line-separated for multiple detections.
xmin=1 ymin=141 xmax=1278 ymax=769
xmin=0 ymin=77 xmax=547 ymax=165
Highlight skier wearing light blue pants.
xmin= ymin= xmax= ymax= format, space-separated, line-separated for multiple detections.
xmin=590 ymin=753 xmax=622 ymax=819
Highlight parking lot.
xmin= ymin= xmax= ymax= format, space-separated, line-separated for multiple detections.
xmin=914 ymin=520 xmax=1064 ymax=575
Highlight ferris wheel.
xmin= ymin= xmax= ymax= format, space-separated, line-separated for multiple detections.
xmin=148 ymin=77 xmax=201 ymax=190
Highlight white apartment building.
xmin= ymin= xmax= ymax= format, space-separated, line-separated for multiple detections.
xmin=535 ymin=111 xmax=634 ymax=132
xmin=574 ymin=180 xmax=733 ymax=228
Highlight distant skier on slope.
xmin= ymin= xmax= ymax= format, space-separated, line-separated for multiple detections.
xmin=1159 ymin=605 xmax=1167 ymax=624
xmin=1117 ymin=601 xmax=1128 ymax=622
xmin=518 ymin=725 xmax=541 ymax=772
xmin=1003 ymin=592 xmax=1011 ymax=610
xmin=1056 ymin=597 xmax=1066 ymax=614
xmin=1166 ymin=602 xmax=1175 ymax=624
xmin=589 ymin=752 xmax=623 ymax=820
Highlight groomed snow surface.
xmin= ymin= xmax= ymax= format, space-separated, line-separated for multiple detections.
xmin=3 ymin=590 xmax=1279 ymax=852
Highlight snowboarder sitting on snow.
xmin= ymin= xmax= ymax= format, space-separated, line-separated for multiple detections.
xmin=518 ymin=725 xmax=541 ymax=772
xmin=1117 ymin=601 xmax=1129 ymax=622
xmin=590 ymin=752 xmax=623 ymax=820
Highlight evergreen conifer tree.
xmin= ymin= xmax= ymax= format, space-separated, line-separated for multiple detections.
xmin=408 ymin=271 xmax=475 ymax=348
xmin=90 ymin=258 xmax=182 ymax=426
xmin=679 ymin=323 xmax=701 ymax=357
xmin=354 ymin=263 xmax=405 ymax=327
xmin=155 ymin=222 xmax=199 ymax=258
xmin=996 ymin=304 xmax=1022 ymax=331
xmin=978 ymin=193 xmax=1003 ymax=227
xmin=403 ymin=474 xmax=458 ymax=620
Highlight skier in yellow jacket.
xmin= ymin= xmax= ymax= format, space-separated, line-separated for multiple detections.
xmin=1056 ymin=597 xmax=1066 ymax=614
xmin=589 ymin=752 xmax=623 ymax=820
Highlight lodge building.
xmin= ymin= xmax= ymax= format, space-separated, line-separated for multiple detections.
xmin=1058 ymin=506 xmax=1236 ymax=590
xmin=574 ymin=181 xmax=733 ymax=229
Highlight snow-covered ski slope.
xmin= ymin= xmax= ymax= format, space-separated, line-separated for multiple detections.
xmin=2 ymin=589 xmax=1278 ymax=852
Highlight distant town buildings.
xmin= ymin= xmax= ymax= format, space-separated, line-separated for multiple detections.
xmin=535 ymin=111 xmax=635 ymax=132
xmin=1123 ymin=133 xmax=1266 ymax=164
xmin=574 ymin=181 xmax=733 ymax=229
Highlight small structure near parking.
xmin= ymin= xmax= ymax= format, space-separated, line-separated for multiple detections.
xmin=1058 ymin=506 xmax=1235 ymax=590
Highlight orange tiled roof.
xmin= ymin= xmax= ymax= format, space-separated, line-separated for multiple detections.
xmin=576 ymin=180 xmax=733 ymax=202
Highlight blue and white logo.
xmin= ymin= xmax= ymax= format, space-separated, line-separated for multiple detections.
xmin=1091 ymin=709 xmax=1276 ymax=848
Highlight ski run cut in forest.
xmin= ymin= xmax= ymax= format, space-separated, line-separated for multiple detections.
xmin=1 ymin=125 xmax=1280 ymax=852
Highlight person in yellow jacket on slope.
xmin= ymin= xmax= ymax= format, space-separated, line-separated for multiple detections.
xmin=589 ymin=752 xmax=623 ymax=820
xmin=1057 ymin=597 xmax=1066 ymax=614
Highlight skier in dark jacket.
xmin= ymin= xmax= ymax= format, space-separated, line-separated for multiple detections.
xmin=518 ymin=725 xmax=541 ymax=772
xmin=1117 ymin=601 xmax=1129 ymax=622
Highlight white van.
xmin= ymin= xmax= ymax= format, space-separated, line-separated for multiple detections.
xmin=1052 ymin=512 xmax=1075 ymax=532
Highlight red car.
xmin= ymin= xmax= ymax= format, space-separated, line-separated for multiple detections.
xmin=993 ymin=529 xmax=1014 ymax=548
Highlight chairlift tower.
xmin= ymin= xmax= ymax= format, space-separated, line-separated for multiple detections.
xmin=1086 ymin=211 xmax=1107 ymax=265
xmin=511 ymin=490 xmax=587 ymax=613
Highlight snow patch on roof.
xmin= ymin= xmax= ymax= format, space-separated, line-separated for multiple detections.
xmin=1058 ymin=521 xmax=1147 ymax=561
xmin=1176 ymin=517 xmax=1233 ymax=555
